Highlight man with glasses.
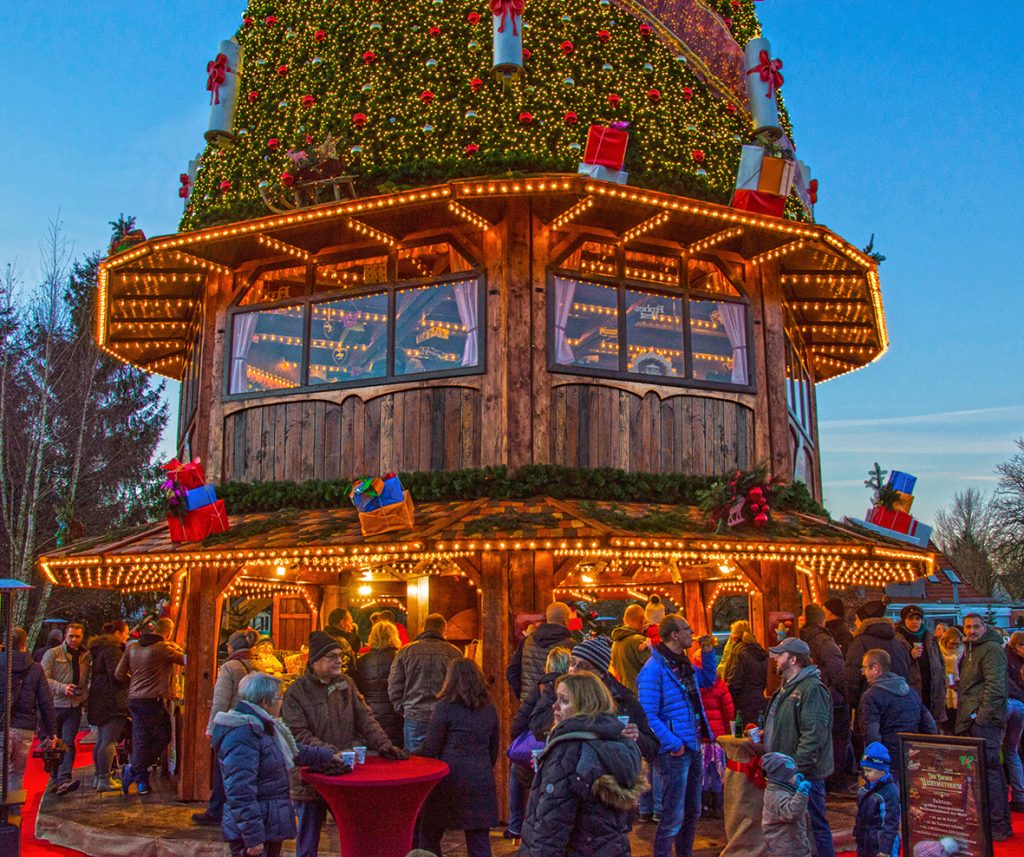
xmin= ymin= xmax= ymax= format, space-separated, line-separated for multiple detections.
xmin=637 ymin=614 xmax=717 ymax=857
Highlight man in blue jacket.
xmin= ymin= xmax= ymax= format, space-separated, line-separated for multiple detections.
xmin=638 ymin=613 xmax=717 ymax=857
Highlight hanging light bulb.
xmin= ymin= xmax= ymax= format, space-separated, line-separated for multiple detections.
xmin=358 ymin=583 xmax=373 ymax=596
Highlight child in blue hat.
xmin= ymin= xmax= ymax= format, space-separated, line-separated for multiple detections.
xmin=854 ymin=742 xmax=901 ymax=857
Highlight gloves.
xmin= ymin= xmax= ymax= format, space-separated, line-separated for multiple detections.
xmin=380 ymin=744 xmax=409 ymax=760
xmin=310 ymin=755 xmax=351 ymax=776
xmin=796 ymin=778 xmax=812 ymax=796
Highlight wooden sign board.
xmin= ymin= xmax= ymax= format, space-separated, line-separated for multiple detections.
xmin=899 ymin=733 xmax=992 ymax=857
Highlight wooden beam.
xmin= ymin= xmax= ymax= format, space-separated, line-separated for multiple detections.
xmin=480 ymin=550 xmax=512 ymax=822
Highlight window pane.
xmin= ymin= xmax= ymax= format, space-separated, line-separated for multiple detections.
xmin=625 ymin=290 xmax=684 ymax=377
xmin=239 ymin=266 xmax=307 ymax=306
xmin=314 ymin=256 xmax=389 ymax=293
xmin=396 ymin=242 xmax=473 ymax=280
xmin=230 ymin=305 xmax=304 ymax=393
xmin=552 ymin=278 xmax=619 ymax=371
xmin=689 ymin=299 xmax=748 ymax=385
xmin=625 ymin=250 xmax=680 ymax=287
xmin=395 ymin=278 xmax=479 ymax=375
xmin=561 ymin=240 xmax=617 ymax=277
xmin=308 ymin=293 xmax=389 ymax=385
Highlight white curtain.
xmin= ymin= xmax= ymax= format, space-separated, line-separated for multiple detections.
xmin=716 ymin=301 xmax=748 ymax=385
xmin=553 ymin=277 xmax=578 ymax=364
xmin=230 ymin=312 xmax=260 ymax=393
xmin=453 ymin=279 xmax=479 ymax=367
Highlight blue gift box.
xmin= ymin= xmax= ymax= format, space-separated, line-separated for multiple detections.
xmin=886 ymin=471 xmax=917 ymax=495
xmin=184 ymin=484 xmax=218 ymax=512
xmin=352 ymin=476 xmax=405 ymax=513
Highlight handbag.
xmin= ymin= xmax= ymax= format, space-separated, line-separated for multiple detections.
xmin=507 ymin=730 xmax=544 ymax=767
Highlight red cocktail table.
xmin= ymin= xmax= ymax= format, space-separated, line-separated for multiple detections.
xmin=302 ymin=756 xmax=449 ymax=857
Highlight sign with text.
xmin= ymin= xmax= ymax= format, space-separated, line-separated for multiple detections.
xmin=899 ymin=733 xmax=991 ymax=857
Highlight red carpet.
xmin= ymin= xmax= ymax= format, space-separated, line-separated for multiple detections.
xmin=16 ymin=734 xmax=87 ymax=857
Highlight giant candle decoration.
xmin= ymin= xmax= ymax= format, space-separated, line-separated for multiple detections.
xmin=206 ymin=38 xmax=243 ymax=145
xmin=491 ymin=0 xmax=525 ymax=81
xmin=743 ymin=38 xmax=783 ymax=140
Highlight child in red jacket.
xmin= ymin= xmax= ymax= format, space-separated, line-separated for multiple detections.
xmin=695 ymin=639 xmax=735 ymax=819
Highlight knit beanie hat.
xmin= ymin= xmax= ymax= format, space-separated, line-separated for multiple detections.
xmin=861 ymin=741 xmax=891 ymax=773
xmin=803 ymin=604 xmax=826 ymax=625
xmin=228 ymin=629 xmax=257 ymax=652
xmin=573 ymin=636 xmax=612 ymax=674
xmin=308 ymin=630 xmax=342 ymax=665
xmin=823 ymin=597 xmax=845 ymax=618
xmin=912 ymin=838 xmax=958 ymax=857
xmin=760 ymin=752 xmax=797 ymax=785
xmin=900 ymin=604 xmax=924 ymax=623
xmin=856 ymin=598 xmax=888 ymax=621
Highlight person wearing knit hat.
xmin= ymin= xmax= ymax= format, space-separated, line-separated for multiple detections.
xmin=571 ymin=635 xmax=612 ymax=674
xmin=894 ymin=605 xmax=947 ymax=729
xmin=761 ymin=751 xmax=812 ymax=856
xmin=843 ymin=596 xmax=913 ymax=710
xmin=854 ymin=742 xmax=901 ymax=857
xmin=823 ymin=597 xmax=853 ymax=657
xmin=855 ymin=599 xmax=888 ymax=622
xmin=912 ymin=838 xmax=959 ymax=857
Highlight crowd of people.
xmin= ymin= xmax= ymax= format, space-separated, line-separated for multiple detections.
xmin=2 ymin=597 xmax=1022 ymax=857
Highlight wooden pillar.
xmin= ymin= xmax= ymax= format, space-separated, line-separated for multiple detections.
xmin=505 ymin=198 xmax=533 ymax=470
xmin=756 ymin=262 xmax=794 ymax=480
xmin=406 ymin=576 xmax=429 ymax=639
xmin=533 ymin=551 xmax=554 ymax=611
xmin=481 ymin=550 xmax=512 ymax=822
xmin=480 ymin=215 xmax=507 ymax=467
xmin=759 ymin=560 xmax=800 ymax=694
xmin=683 ymin=580 xmax=710 ymax=637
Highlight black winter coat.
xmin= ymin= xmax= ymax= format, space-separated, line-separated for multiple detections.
xmin=513 ymin=669 xmax=560 ymax=740
xmin=844 ymin=619 xmax=913 ymax=707
xmin=858 ymin=672 xmax=937 ymax=781
xmin=895 ymin=624 xmax=947 ymax=723
xmin=724 ymin=639 xmax=768 ymax=726
xmin=355 ymin=648 xmax=403 ymax=746
xmin=507 ymin=623 xmax=576 ymax=701
xmin=854 ymin=774 xmax=900 ymax=857
xmin=826 ymin=618 xmax=854 ymax=657
xmin=418 ymin=699 xmax=499 ymax=830
xmin=0 ymin=651 xmax=57 ymax=735
xmin=800 ymin=624 xmax=846 ymax=703
xmin=520 ymin=713 xmax=644 ymax=857
xmin=87 ymin=636 xmax=129 ymax=726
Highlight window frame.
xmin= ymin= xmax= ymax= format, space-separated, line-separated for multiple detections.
xmin=784 ymin=325 xmax=815 ymax=445
xmin=224 ymin=249 xmax=485 ymax=401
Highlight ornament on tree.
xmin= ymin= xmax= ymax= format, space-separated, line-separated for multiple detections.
xmin=491 ymin=0 xmax=525 ymax=81
xmin=465 ymin=143 xmax=479 ymax=156
xmin=518 ymin=111 xmax=533 ymax=124
xmin=301 ymin=95 xmax=316 ymax=107
xmin=639 ymin=22 xmax=652 ymax=37
xmin=647 ymin=88 xmax=661 ymax=103
xmin=578 ymin=123 xmax=629 ymax=184
xmin=743 ymin=38 xmax=784 ymax=139
xmin=597 ymin=29 xmax=611 ymax=43
xmin=607 ymin=93 xmax=621 ymax=107
xmin=352 ymin=112 xmax=367 ymax=128
xmin=268 ymin=137 xmax=280 ymax=149
xmin=205 ymin=38 xmax=242 ymax=146
xmin=563 ymin=111 xmax=578 ymax=124
xmin=429 ymin=25 xmax=441 ymax=36
xmin=362 ymin=51 xmax=377 ymax=64
xmin=264 ymin=15 xmax=278 ymax=26
xmin=247 ymin=90 xmax=259 ymax=104
xmin=281 ymin=172 xmax=296 ymax=187
xmin=561 ymin=40 xmax=573 ymax=55
xmin=691 ymin=149 xmax=705 ymax=163
xmin=470 ymin=77 xmax=484 ymax=92
xmin=314 ymin=29 xmax=327 ymax=42
xmin=467 ymin=11 xmax=481 ymax=24
xmin=219 ymin=180 xmax=232 ymax=191
xmin=421 ymin=90 xmax=435 ymax=104
xmin=681 ymin=86 xmax=693 ymax=100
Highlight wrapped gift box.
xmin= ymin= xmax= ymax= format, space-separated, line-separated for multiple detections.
xmin=167 ymin=499 xmax=229 ymax=543
xmin=357 ymin=491 xmax=416 ymax=537
xmin=185 ymin=484 xmax=218 ymax=512
xmin=732 ymin=189 xmax=786 ymax=218
xmin=351 ymin=475 xmax=405 ymax=513
xmin=892 ymin=490 xmax=914 ymax=514
xmin=577 ymin=162 xmax=628 ymax=184
xmin=886 ymin=471 xmax=917 ymax=494
xmin=162 ymin=457 xmax=207 ymax=490
xmin=583 ymin=125 xmax=628 ymax=170
xmin=866 ymin=506 xmax=916 ymax=535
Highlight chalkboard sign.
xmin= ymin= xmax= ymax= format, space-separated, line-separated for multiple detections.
xmin=899 ymin=733 xmax=991 ymax=857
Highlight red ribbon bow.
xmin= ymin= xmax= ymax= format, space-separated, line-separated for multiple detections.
xmin=206 ymin=53 xmax=232 ymax=105
xmin=726 ymin=756 xmax=766 ymax=789
xmin=747 ymin=49 xmax=783 ymax=98
xmin=490 ymin=0 xmax=524 ymax=36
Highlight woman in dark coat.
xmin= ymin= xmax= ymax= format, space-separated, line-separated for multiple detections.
xmin=87 ymin=620 xmax=130 ymax=792
xmin=520 ymin=671 xmax=645 ymax=857
xmin=354 ymin=619 xmax=403 ymax=746
xmin=212 ymin=672 xmax=341 ymax=857
xmin=417 ymin=657 xmax=499 ymax=857
xmin=724 ymin=632 xmax=769 ymax=726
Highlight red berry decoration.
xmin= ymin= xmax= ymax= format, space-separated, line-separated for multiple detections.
xmin=597 ymin=29 xmax=611 ymax=43
xmin=639 ymin=22 xmax=652 ymax=37
xmin=420 ymin=90 xmax=435 ymax=104
xmin=518 ymin=111 xmax=533 ymax=125
xmin=267 ymin=137 xmax=280 ymax=149
xmin=429 ymin=25 xmax=441 ymax=37
xmin=470 ymin=77 xmax=484 ymax=92
xmin=314 ymin=29 xmax=327 ymax=42
xmin=608 ymin=93 xmax=621 ymax=107
xmin=281 ymin=172 xmax=295 ymax=187
xmin=265 ymin=15 xmax=278 ymax=26
xmin=467 ymin=11 xmax=480 ymax=24
xmin=753 ymin=511 xmax=769 ymax=528
xmin=561 ymin=40 xmax=574 ymax=55
xmin=522 ymin=47 xmax=531 ymax=60
xmin=277 ymin=64 xmax=289 ymax=77
xmin=219 ymin=180 xmax=232 ymax=191
xmin=353 ymin=112 xmax=367 ymax=128
xmin=564 ymin=111 xmax=578 ymax=125
xmin=647 ymin=88 xmax=661 ymax=103
xmin=691 ymin=149 xmax=705 ymax=163
xmin=362 ymin=51 xmax=377 ymax=64
xmin=247 ymin=91 xmax=260 ymax=104
xmin=682 ymin=87 xmax=693 ymax=100
xmin=301 ymin=95 xmax=316 ymax=107
xmin=465 ymin=143 xmax=479 ymax=156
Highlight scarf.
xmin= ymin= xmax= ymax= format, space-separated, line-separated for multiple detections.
xmin=655 ymin=643 xmax=710 ymax=742
xmin=215 ymin=702 xmax=301 ymax=770
xmin=898 ymin=624 xmax=926 ymax=643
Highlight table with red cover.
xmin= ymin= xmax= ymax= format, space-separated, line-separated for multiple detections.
xmin=302 ymin=756 xmax=449 ymax=857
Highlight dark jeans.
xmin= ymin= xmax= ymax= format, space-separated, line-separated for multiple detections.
xmin=128 ymin=698 xmax=171 ymax=785
xmin=296 ymin=798 xmax=328 ymax=857
xmin=420 ymin=815 xmax=492 ymax=857
xmin=828 ymin=703 xmax=853 ymax=790
xmin=508 ymin=766 xmax=528 ymax=835
xmin=653 ymin=749 xmax=702 ymax=857
xmin=54 ymin=706 xmax=82 ymax=784
xmin=965 ymin=721 xmax=1012 ymax=837
xmin=93 ymin=717 xmax=126 ymax=778
xmin=806 ymin=778 xmax=834 ymax=857
xmin=228 ymin=841 xmax=283 ymax=857
xmin=206 ymin=755 xmax=225 ymax=819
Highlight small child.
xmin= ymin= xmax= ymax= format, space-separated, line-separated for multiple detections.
xmin=761 ymin=751 xmax=812 ymax=857
xmin=854 ymin=742 xmax=901 ymax=857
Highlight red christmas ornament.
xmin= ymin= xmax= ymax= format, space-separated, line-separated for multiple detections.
xmin=639 ymin=22 xmax=652 ymax=37
xmin=647 ymin=88 xmax=661 ymax=103
xmin=247 ymin=91 xmax=260 ymax=104
xmin=467 ymin=11 xmax=481 ymax=24
xmin=265 ymin=15 xmax=278 ymax=26
xmin=518 ymin=111 xmax=533 ymax=125
xmin=362 ymin=51 xmax=377 ymax=64
xmin=731 ymin=0 xmax=740 ymax=8
xmin=563 ymin=111 xmax=578 ymax=125
xmin=429 ymin=25 xmax=441 ymax=37
xmin=682 ymin=87 xmax=693 ymax=100
xmin=522 ymin=47 xmax=531 ymax=60
xmin=420 ymin=90 xmax=435 ymax=104
xmin=753 ymin=512 xmax=769 ymax=528
xmin=470 ymin=77 xmax=484 ymax=92
xmin=560 ymin=40 xmax=574 ymax=55
xmin=691 ymin=149 xmax=705 ymax=163
xmin=243 ymin=16 xmax=254 ymax=26
xmin=277 ymin=64 xmax=289 ymax=77
xmin=219 ymin=180 xmax=232 ymax=191
xmin=281 ymin=172 xmax=295 ymax=187
xmin=353 ymin=112 xmax=367 ymax=128
xmin=607 ymin=93 xmax=621 ymax=107
xmin=725 ymin=103 xmax=737 ymax=114
xmin=465 ymin=143 xmax=479 ymax=156
xmin=178 ymin=173 xmax=191 ymax=199
xmin=304 ymin=133 xmax=314 ymax=144
xmin=314 ymin=29 xmax=327 ymax=42
xmin=597 ymin=29 xmax=611 ymax=43
xmin=301 ymin=95 xmax=316 ymax=107
xmin=267 ymin=137 xmax=280 ymax=149
xmin=723 ymin=17 xmax=732 ymax=28
xmin=809 ymin=178 xmax=819 ymax=205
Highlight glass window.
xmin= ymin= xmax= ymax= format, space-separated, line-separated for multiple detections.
xmin=552 ymin=278 xmax=619 ymax=371
xmin=625 ymin=250 xmax=679 ymax=287
xmin=690 ymin=299 xmax=749 ymax=385
xmin=396 ymin=242 xmax=473 ymax=280
xmin=314 ymin=256 xmax=389 ymax=293
xmin=229 ymin=305 xmax=304 ymax=393
xmin=239 ymin=266 xmax=308 ymax=306
xmin=625 ymin=290 xmax=684 ymax=377
xmin=786 ymin=330 xmax=814 ymax=436
xmin=396 ymin=278 xmax=480 ymax=375
xmin=308 ymin=293 xmax=388 ymax=384
xmin=561 ymin=240 xmax=617 ymax=277
xmin=690 ymin=258 xmax=741 ymax=297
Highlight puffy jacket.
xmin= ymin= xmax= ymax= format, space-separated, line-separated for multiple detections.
xmin=520 ymin=713 xmax=644 ymax=857
xmin=418 ymin=699 xmax=499 ymax=830
xmin=610 ymin=625 xmax=649 ymax=693
xmin=896 ymin=625 xmax=947 ymax=723
xmin=854 ymin=774 xmax=900 ymax=857
xmin=858 ymin=672 xmax=937 ymax=777
xmin=205 ymin=650 xmax=257 ymax=737
xmin=212 ymin=701 xmax=335 ymax=849
xmin=507 ymin=623 xmax=576 ymax=701
xmin=697 ymin=671 xmax=735 ymax=739
xmin=955 ymin=627 xmax=1008 ymax=732
xmin=282 ymin=668 xmax=393 ymax=801
xmin=87 ymin=636 xmax=128 ymax=726
xmin=41 ymin=642 xmax=92 ymax=709
xmin=800 ymin=623 xmax=846 ymax=702
xmin=387 ymin=630 xmax=462 ymax=722
xmin=844 ymin=619 xmax=913 ymax=707
xmin=114 ymin=633 xmax=185 ymax=700
xmin=724 ymin=638 xmax=768 ymax=726
xmin=0 ymin=650 xmax=57 ymax=735
xmin=355 ymin=647 xmax=403 ymax=745
xmin=762 ymin=781 xmax=811 ymax=857
xmin=763 ymin=665 xmax=834 ymax=781
xmin=637 ymin=645 xmax=717 ymax=755
xmin=826 ymin=618 xmax=854 ymax=657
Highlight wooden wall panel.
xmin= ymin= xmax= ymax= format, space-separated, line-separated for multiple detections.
xmin=222 ymin=386 xmax=482 ymax=482
xmin=548 ymin=384 xmax=753 ymax=476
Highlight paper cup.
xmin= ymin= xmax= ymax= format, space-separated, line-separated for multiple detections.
xmin=353 ymin=745 xmax=367 ymax=764
xmin=617 ymin=715 xmax=630 ymax=725
xmin=341 ymin=750 xmax=356 ymax=768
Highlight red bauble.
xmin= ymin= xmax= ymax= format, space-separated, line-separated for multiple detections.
xmin=561 ymin=40 xmax=574 ymax=55
xmin=753 ymin=512 xmax=769 ymax=528
xmin=219 ymin=180 xmax=232 ymax=191
xmin=362 ymin=51 xmax=377 ymax=64
xmin=467 ymin=11 xmax=481 ymax=24
xmin=247 ymin=91 xmax=260 ymax=104
xmin=314 ymin=29 xmax=327 ymax=42
xmin=522 ymin=47 xmax=531 ymax=60
xmin=267 ymin=137 xmax=280 ymax=149
xmin=682 ymin=87 xmax=693 ymax=101
xmin=731 ymin=0 xmax=740 ymax=8
xmin=420 ymin=90 xmax=435 ymax=104
xmin=465 ymin=143 xmax=479 ymax=156
xmin=748 ymin=486 xmax=763 ymax=499
xmin=243 ymin=16 xmax=254 ymax=26
xmin=470 ymin=77 xmax=484 ymax=92
xmin=564 ymin=111 xmax=578 ymax=124
xmin=608 ymin=93 xmax=621 ymax=107
xmin=727 ymin=103 xmax=738 ymax=114
xmin=353 ymin=112 xmax=367 ymax=127
xmin=265 ymin=15 xmax=278 ymax=26
xmin=597 ymin=29 xmax=611 ymax=43
xmin=277 ymin=65 xmax=289 ymax=77
xmin=518 ymin=111 xmax=533 ymax=125
xmin=723 ymin=17 xmax=733 ymax=28
xmin=281 ymin=172 xmax=295 ymax=187
xmin=639 ymin=22 xmax=652 ymax=37
xmin=301 ymin=95 xmax=316 ymax=107
xmin=691 ymin=149 xmax=705 ymax=163
xmin=647 ymin=88 xmax=661 ymax=103
xmin=304 ymin=134 xmax=314 ymax=144
xmin=429 ymin=25 xmax=441 ymax=37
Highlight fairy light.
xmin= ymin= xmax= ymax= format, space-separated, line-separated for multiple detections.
xmin=347 ymin=219 xmax=396 ymax=247
xmin=447 ymin=200 xmax=491 ymax=230
xmin=256 ymin=234 xmax=312 ymax=262
xmin=689 ymin=227 xmax=743 ymax=254
xmin=619 ymin=212 xmax=671 ymax=246
xmin=550 ymin=197 xmax=595 ymax=230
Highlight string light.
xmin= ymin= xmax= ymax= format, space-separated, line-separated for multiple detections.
xmin=619 ymin=212 xmax=671 ymax=246
xmin=347 ymin=219 xmax=396 ymax=247
xmin=447 ymin=200 xmax=491 ymax=230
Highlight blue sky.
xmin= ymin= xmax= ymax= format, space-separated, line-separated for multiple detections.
xmin=2 ymin=1 xmax=1021 ymax=524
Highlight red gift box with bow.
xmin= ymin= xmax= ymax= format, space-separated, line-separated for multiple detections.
xmin=161 ymin=457 xmax=207 ymax=491
xmin=167 ymin=500 xmax=229 ymax=543
xmin=583 ymin=125 xmax=629 ymax=171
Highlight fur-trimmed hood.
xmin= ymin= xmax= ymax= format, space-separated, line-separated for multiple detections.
xmin=591 ymin=770 xmax=648 ymax=810
xmin=212 ymin=700 xmax=300 ymax=769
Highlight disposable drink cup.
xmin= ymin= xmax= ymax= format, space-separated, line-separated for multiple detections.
xmin=353 ymin=746 xmax=367 ymax=764
xmin=341 ymin=750 xmax=356 ymax=767
xmin=531 ymin=749 xmax=543 ymax=771
xmin=617 ymin=715 xmax=630 ymax=725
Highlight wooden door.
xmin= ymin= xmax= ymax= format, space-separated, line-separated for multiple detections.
xmin=273 ymin=596 xmax=314 ymax=651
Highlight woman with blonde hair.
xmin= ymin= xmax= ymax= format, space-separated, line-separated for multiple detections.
xmin=355 ymin=620 xmax=404 ymax=745
xmin=938 ymin=626 xmax=964 ymax=731
xmin=717 ymin=619 xmax=751 ymax=679
xmin=520 ymin=672 xmax=645 ymax=856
